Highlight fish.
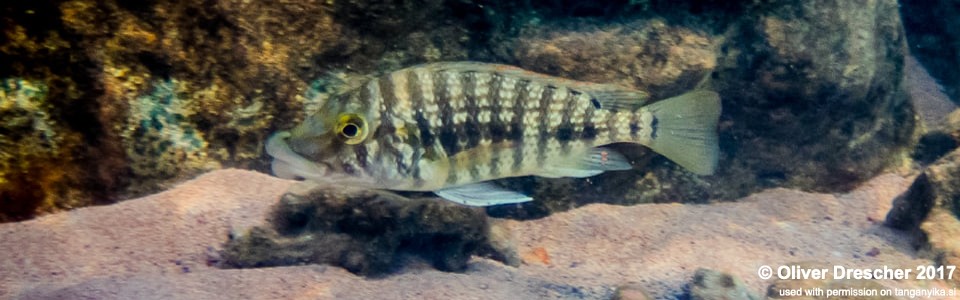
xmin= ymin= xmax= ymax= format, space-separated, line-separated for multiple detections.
xmin=266 ymin=62 xmax=721 ymax=206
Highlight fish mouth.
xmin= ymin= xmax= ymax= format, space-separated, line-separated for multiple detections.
xmin=266 ymin=131 xmax=380 ymax=188
xmin=266 ymin=131 xmax=330 ymax=180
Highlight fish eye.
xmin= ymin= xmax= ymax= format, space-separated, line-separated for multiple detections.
xmin=341 ymin=123 xmax=360 ymax=138
xmin=336 ymin=113 xmax=367 ymax=145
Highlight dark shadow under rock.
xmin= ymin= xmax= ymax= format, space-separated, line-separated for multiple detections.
xmin=912 ymin=132 xmax=959 ymax=166
xmin=221 ymin=185 xmax=515 ymax=276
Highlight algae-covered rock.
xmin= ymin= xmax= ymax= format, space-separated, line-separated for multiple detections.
xmin=886 ymin=148 xmax=960 ymax=285
xmin=492 ymin=0 xmax=915 ymax=218
xmin=887 ymin=148 xmax=960 ymax=230
xmin=1 ymin=0 xmax=472 ymax=218
xmin=706 ymin=0 xmax=915 ymax=195
xmin=0 ymin=78 xmax=96 ymax=221
xmin=512 ymin=17 xmax=719 ymax=100
xmin=221 ymin=185 xmax=512 ymax=275
xmin=951 ymin=109 xmax=960 ymax=139
xmin=1 ymin=79 xmax=59 ymax=220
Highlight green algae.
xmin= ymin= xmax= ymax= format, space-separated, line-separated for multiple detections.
xmin=0 ymin=78 xmax=56 ymax=151
xmin=123 ymin=78 xmax=216 ymax=181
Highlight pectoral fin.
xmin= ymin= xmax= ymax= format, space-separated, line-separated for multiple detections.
xmin=435 ymin=182 xmax=533 ymax=206
xmin=536 ymin=147 xmax=632 ymax=178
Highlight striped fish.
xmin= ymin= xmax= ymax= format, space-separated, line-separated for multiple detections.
xmin=267 ymin=62 xmax=721 ymax=206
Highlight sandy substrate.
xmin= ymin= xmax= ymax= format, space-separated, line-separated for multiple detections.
xmin=1 ymin=169 xmax=955 ymax=299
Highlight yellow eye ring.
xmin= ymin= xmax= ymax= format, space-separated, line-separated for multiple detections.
xmin=336 ymin=113 xmax=367 ymax=144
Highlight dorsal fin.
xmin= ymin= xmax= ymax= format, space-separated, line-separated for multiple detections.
xmin=416 ymin=62 xmax=585 ymax=87
xmin=415 ymin=62 xmax=650 ymax=111
xmin=582 ymin=87 xmax=650 ymax=111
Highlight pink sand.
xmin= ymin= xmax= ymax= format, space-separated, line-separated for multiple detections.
xmin=0 ymin=169 xmax=951 ymax=299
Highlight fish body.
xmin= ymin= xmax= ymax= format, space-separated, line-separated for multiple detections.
xmin=267 ymin=62 xmax=721 ymax=206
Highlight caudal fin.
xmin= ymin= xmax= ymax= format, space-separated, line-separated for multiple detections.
xmin=642 ymin=90 xmax=721 ymax=175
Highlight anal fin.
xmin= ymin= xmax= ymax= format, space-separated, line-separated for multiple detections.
xmin=435 ymin=182 xmax=533 ymax=206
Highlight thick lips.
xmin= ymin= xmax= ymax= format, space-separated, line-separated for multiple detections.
xmin=266 ymin=131 xmax=329 ymax=180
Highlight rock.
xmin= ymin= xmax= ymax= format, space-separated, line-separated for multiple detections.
xmin=493 ymin=0 xmax=915 ymax=218
xmin=221 ymin=184 xmax=512 ymax=276
xmin=0 ymin=52 xmax=110 ymax=221
xmin=0 ymin=0 xmax=478 ymax=219
xmin=688 ymin=268 xmax=760 ymax=300
xmin=887 ymin=148 xmax=960 ymax=285
xmin=713 ymin=0 xmax=915 ymax=194
xmin=482 ymin=219 xmax=522 ymax=267
xmin=887 ymin=148 xmax=960 ymax=228
xmin=951 ymin=109 xmax=960 ymax=137
xmin=0 ymin=78 xmax=81 ymax=221
xmin=512 ymin=17 xmax=718 ymax=100
xmin=888 ymin=151 xmax=960 ymax=285
xmin=919 ymin=208 xmax=960 ymax=287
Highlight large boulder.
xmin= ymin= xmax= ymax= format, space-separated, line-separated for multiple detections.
xmin=490 ymin=0 xmax=916 ymax=217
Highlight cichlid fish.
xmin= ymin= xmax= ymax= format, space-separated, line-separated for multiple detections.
xmin=267 ymin=62 xmax=721 ymax=206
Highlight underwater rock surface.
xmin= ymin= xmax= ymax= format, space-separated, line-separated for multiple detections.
xmin=1 ymin=169 xmax=955 ymax=299
xmin=0 ymin=0 xmax=921 ymax=220
xmin=1 ymin=0 xmax=472 ymax=220
xmin=491 ymin=0 xmax=917 ymax=217
xmin=887 ymin=147 xmax=960 ymax=286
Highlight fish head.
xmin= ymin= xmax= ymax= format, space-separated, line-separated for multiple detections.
xmin=266 ymin=92 xmax=385 ymax=187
